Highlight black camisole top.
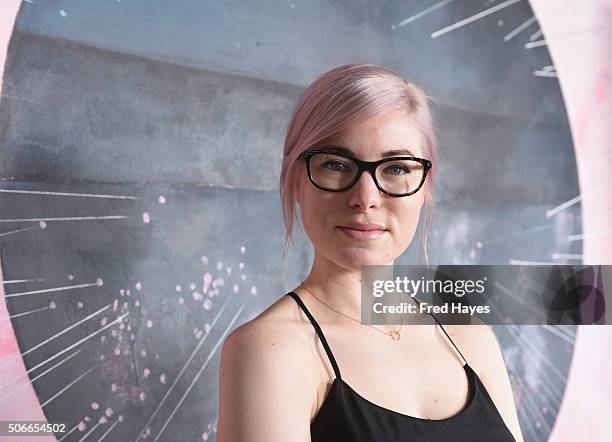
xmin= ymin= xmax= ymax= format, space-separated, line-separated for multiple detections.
xmin=286 ymin=291 xmax=516 ymax=441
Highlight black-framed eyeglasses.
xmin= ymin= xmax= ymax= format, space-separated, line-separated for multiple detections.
xmin=301 ymin=148 xmax=432 ymax=197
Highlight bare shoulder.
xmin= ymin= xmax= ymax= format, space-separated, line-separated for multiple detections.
xmin=216 ymin=294 xmax=317 ymax=442
xmin=448 ymin=323 xmax=524 ymax=442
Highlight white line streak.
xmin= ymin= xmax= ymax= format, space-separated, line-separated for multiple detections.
xmin=153 ymin=301 xmax=249 ymax=442
xmin=568 ymin=230 xmax=612 ymax=241
xmin=396 ymin=0 xmax=456 ymax=27
xmin=0 ymin=304 xmax=110 ymax=370
xmin=480 ymin=222 xmax=555 ymax=246
xmin=542 ymin=325 xmax=576 ymax=345
xmin=0 ymin=188 xmax=140 ymax=200
xmin=546 ymin=183 xmax=605 ymax=218
xmin=0 ymin=350 xmax=81 ymax=404
xmin=5 ymin=280 xmax=101 ymax=299
xmin=2 ymin=312 xmax=128 ymax=390
xmin=58 ymin=422 xmax=81 ymax=441
xmin=529 ymin=29 xmax=543 ymax=40
xmin=97 ymin=418 xmax=120 ymax=442
xmin=21 ymin=366 xmax=97 ymax=419
xmin=2 ymin=278 xmax=44 ymax=284
xmin=431 ymin=0 xmax=522 ymax=39
xmin=77 ymin=419 xmax=103 ymax=442
xmin=0 ymin=226 xmax=38 ymax=237
xmin=0 ymin=215 xmax=129 ymax=223
xmin=509 ymin=259 xmax=559 ymax=265
xmin=551 ymin=253 xmax=583 ymax=260
xmin=134 ymin=295 xmax=235 ymax=442
xmin=542 ymin=65 xmax=556 ymax=71
xmin=9 ymin=305 xmax=52 ymax=319
xmin=534 ymin=70 xmax=558 ymax=78
xmin=503 ymin=15 xmax=537 ymax=41
xmin=524 ymin=39 xmax=547 ymax=48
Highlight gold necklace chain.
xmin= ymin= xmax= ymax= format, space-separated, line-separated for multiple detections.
xmin=300 ymin=284 xmax=403 ymax=341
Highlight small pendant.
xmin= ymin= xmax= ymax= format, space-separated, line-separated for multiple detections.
xmin=390 ymin=330 xmax=401 ymax=341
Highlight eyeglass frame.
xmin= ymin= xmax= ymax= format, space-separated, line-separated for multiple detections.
xmin=301 ymin=148 xmax=433 ymax=197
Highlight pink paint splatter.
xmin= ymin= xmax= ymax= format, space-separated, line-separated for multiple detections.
xmin=105 ymin=408 xmax=114 ymax=417
xmin=78 ymin=421 xmax=86 ymax=431
xmin=143 ymin=368 xmax=150 ymax=379
xmin=175 ymin=284 xmax=182 ymax=292
xmin=111 ymin=383 xmax=117 ymax=392
xmin=135 ymin=281 xmax=142 ymax=290
xmin=100 ymin=317 xmax=108 ymax=326
xmin=160 ymin=373 xmax=166 ymax=384
xmin=203 ymin=272 xmax=212 ymax=293
xmin=91 ymin=402 xmax=99 ymax=410
xmin=240 ymin=245 xmax=246 ymax=254
xmin=203 ymin=299 xmax=212 ymax=311
xmin=146 ymin=319 xmax=153 ymax=328
xmin=250 ymin=286 xmax=257 ymax=296
xmin=96 ymin=278 xmax=104 ymax=287
xmin=239 ymin=262 xmax=244 ymax=269
xmin=142 ymin=212 xmax=151 ymax=223
xmin=139 ymin=392 xmax=146 ymax=401
xmin=39 ymin=221 xmax=48 ymax=229
xmin=158 ymin=195 xmax=166 ymax=204
xmin=113 ymin=299 xmax=119 ymax=312
xmin=49 ymin=301 xmax=56 ymax=309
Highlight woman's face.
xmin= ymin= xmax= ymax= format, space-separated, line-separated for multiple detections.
xmin=296 ymin=108 xmax=427 ymax=270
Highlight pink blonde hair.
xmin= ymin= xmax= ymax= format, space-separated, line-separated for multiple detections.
xmin=279 ymin=64 xmax=440 ymax=263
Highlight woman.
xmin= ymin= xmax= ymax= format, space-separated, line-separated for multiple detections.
xmin=217 ymin=64 xmax=523 ymax=441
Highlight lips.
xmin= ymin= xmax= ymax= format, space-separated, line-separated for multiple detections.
xmin=338 ymin=222 xmax=387 ymax=231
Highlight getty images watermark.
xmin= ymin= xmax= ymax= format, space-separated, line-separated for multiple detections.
xmin=361 ymin=265 xmax=610 ymax=326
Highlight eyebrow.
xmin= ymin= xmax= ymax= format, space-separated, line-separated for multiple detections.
xmin=322 ymin=145 xmax=416 ymax=158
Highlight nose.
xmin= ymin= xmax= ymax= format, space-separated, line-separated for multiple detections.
xmin=347 ymin=169 xmax=382 ymax=210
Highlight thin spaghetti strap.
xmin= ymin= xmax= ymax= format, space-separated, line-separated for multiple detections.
xmin=286 ymin=291 xmax=342 ymax=379
xmin=428 ymin=313 xmax=469 ymax=366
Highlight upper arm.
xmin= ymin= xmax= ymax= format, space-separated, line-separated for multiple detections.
xmin=470 ymin=325 xmax=524 ymax=442
xmin=216 ymin=321 xmax=315 ymax=442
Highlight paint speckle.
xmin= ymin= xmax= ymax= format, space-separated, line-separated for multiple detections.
xmin=203 ymin=299 xmax=212 ymax=310
xmin=146 ymin=319 xmax=153 ymax=328
xmin=178 ymin=296 xmax=184 ymax=304
xmin=91 ymin=402 xmax=99 ymax=410
xmin=250 ymin=286 xmax=257 ymax=296
xmin=135 ymin=281 xmax=142 ymax=290
xmin=111 ymin=330 xmax=117 ymax=337
xmin=114 ymin=347 xmax=121 ymax=356
xmin=216 ymin=262 xmax=223 ymax=270
xmin=78 ymin=421 xmax=86 ymax=431
xmin=240 ymin=245 xmax=246 ymax=254
xmin=144 ymin=368 xmax=150 ymax=379
xmin=158 ymin=195 xmax=166 ymax=204
xmin=99 ymin=416 xmax=108 ymax=424
xmin=160 ymin=373 xmax=166 ymax=384
xmin=139 ymin=392 xmax=146 ymax=401
xmin=239 ymin=262 xmax=244 ymax=269
xmin=135 ymin=300 xmax=140 ymax=307
xmin=226 ymin=267 xmax=232 ymax=275
xmin=241 ymin=274 xmax=246 ymax=281
xmin=105 ymin=407 xmax=113 ymax=417
xmin=190 ymin=282 xmax=196 ymax=290
xmin=175 ymin=284 xmax=182 ymax=292
xmin=77 ymin=301 xmax=84 ymax=308
xmin=113 ymin=299 xmax=119 ymax=312
xmin=391 ymin=24 xmax=396 ymax=30
xmin=49 ymin=301 xmax=56 ymax=309
xmin=470 ymin=249 xmax=476 ymax=259
xmin=142 ymin=212 xmax=151 ymax=223
xmin=99 ymin=354 xmax=105 ymax=361
xmin=96 ymin=278 xmax=104 ymax=287
xmin=193 ymin=291 xmax=203 ymax=301
xmin=59 ymin=9 xmax=68 ymax=17
xmin=203 ymin=272 xmax=213 ymax=292
xmin=123 ymin=301 xmax=128 ymax=310
xmin=39 ymin=221 xmax=48 ymax=229
xmin=141 ymin=349 xmax=147 ymax=357
xmin=204 ymin=323 xmax=211 ymax=333
xmin=101 ymin=335 xmax=106 ymax=343
xmin=233 ymin=284 xmax=239 ymax=294
xmin=476 ymin=241 xmax=483 ymax=249
xmin=101 ymin=317 xmax=108 ymax=326
xmin=497 ymin=19 xmax=504 ymax=26
xmin=201 ymin=255 xmax=208 ymax=265
xmin=118 ymin=415 xmax=123 ymax=422
xmin=120 ymin=288 xmax=125 ymax=296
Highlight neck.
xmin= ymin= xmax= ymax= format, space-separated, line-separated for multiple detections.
xmin=299 ymin=251 xmax=395 ymax=321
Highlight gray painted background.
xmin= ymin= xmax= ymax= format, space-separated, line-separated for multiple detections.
xmin=0 ymin=1 xmax=579 ymax=440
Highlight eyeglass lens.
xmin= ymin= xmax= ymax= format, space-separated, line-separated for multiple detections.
xmin=309 ymin=153 xmax=425 ymax=194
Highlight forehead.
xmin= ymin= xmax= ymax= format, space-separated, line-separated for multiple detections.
xmin=328 ymin=109 xmax=424 ymax=159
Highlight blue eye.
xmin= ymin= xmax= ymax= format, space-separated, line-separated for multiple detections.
xmin=321 ymin=160 xmax=351 ymax=172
